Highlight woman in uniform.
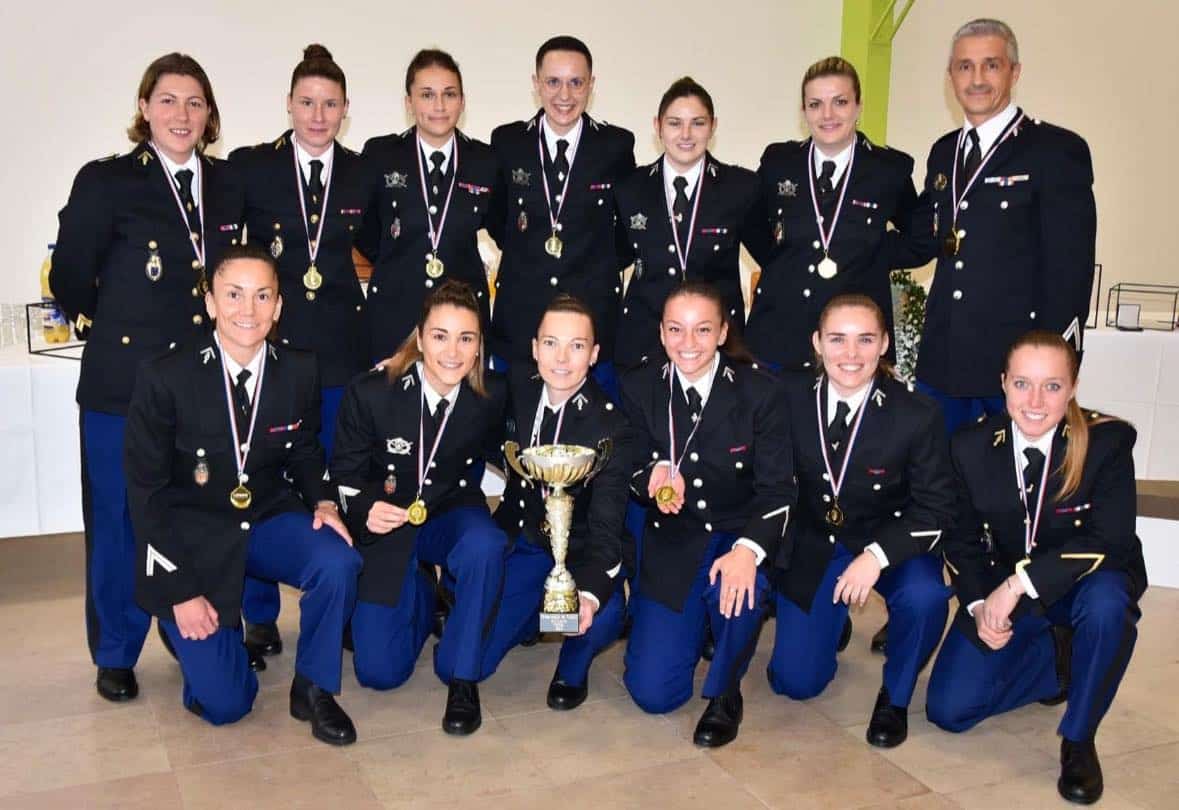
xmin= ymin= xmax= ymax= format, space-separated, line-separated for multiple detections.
xmin=744 ymin=57 xmax=935 ymax=374
xmin=927 ymin=330 xmax=1146 ymax=805
xmin=330 ymin=280 xmax=508 ymax=736
xmin=50 ymin=52 xmax=243 ymax=702
xmin=230 ymin=44 xmax=373 ymax=659
xmin=620 ymin=281 xmax=792 ymax=748
xmin=358 ymin=49 xmax=499 ymax=363
xmin=613 ymin=77 xmax=759 ymax=371
xmin=768 ymin=294 xmax=955 ymax=749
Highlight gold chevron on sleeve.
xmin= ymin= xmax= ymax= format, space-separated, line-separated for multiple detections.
xmin=1060 ymin=553 xmax=1105 ymax=578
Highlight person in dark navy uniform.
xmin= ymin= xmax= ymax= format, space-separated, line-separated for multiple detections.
xmin=744 ymin=57 xmax=934 ymax=374
xmin=331 ymin=281 xmax=509 ymax=736
xmin=488 ymin=36 xmax=635 ymax=401
xmin=493 ymin=294 xmax=634 ymax=710
xmin=49 ymin=53 xmax=244 ymax=703
xmin=358 ymin=49 xmax=500 ymax=362
xmin=915 ymin=19 xmax=1097 ymax=434
xmin=927 ymin=330 xmax=1146 ymax=805
xmin=768 ymin=294 xmax=955 ymax=748
xmin=230 ymin=44 xmax=373 ymax=659
xmin=614 ymin=77 xmax=758 ymax=371
xmin=124 ymin=245 xmax=361 ymax=745
xmin=621 ymin=281 xmax=793 ymax=748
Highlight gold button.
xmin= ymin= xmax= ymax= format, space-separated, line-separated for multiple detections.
xmin=310 ymin=214 xmax=319 ymax=224
xmin=191 ymin=287 xmax=199 ymax=297
xmin=1074 ymin=519 xmax=1083 ymax=527
xmin=306 ymin=291 xmax=317 ymax=301
xmin=192 ymin=315 xmax=203 ymax=325
xmin=191 ymin=260 xmax=201 ymax=270
xmin=121 ymin=335 xmax=130 ymax=345
xmin=148 ymin=240 xmax=157 ymax=250
xmin=273 ymin=223 xmax=281 ymax=231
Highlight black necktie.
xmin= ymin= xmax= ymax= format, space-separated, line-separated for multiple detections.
xmin=175 ymin=169 xmax=201 ymax=238
xmin=962 ymin=129 xmax=981 ymax=181
xmin=686 ymin=387 xmax=703 ymax=424
xmin=1023 ymin=447 xmax=1046 ymax=495
xmin=554 ymin=139 xmax=570 ymax=181
xmin=233 ymin=368 xmax=253 ymax=426
xmin=827 ymin=400 xmax=851 ymax=452
xmin=672 ymin=176 xmax=691 ymax=248
xmin=538 ymin=406 xmax=560 ymax=445
xmin=428 ymin=151 xmax=445 ymax=196
xmin=308 ymin=159 xmax=324 ymax=203
xmin=817 ymin=160 xmax=836 ymax=196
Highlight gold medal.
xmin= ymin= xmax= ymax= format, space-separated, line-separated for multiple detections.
xmin=406 ymin=498 xmax=428 ymax=526
xmin=826 ymin=504 xmax=844 ymax=528
xmin=230 ymin=483 xmax=253 ymax=510
xmin=545 ymin=233 xmax=563 ymax=259
xmin=425 ymin=257 xmax=445 ymax=278
xmin=655 ymin=485 xmax=677 ymax=506
xmin=303 ymin=264 xmax=323 ymax=290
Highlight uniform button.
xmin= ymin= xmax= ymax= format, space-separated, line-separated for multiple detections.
xmin=777 ymin=208 xmax=783 ymax=215
xmin=428 ymin=205 xmax=438 ymax=215
xmin=519 ymin=499 xmax=526 ymax=508
xmin=466 ymin=458 xmax=474 ymax=465
xmin=822 ymin=472 xmax=830 ymax=481
xmin=633 ymin=242 xmax=638 ymax=249
xmin=1029 ymin=311 xmax=1037 ymax=319
xmin=652 ymin=451 xmax=660 ymax=459
xmin=873 ymin=483 xmax=881 ymax=491
xmin=424 ymin=478 xmax=432 ymax=486
xmin=705 ymin=522 xmax=713 ymax=532
xmin=148 ymin=240 xmax=158 ymax=250
xmin=1074 ymin=518 xmax=1082 ymax=527
xmin=952 ymin=290 xmax=963 ymax=300
xmin=473 ymin=206 xmax=479 ymax=213
xmin=196 ymin=448 xmax=206 ymax=457
xmin=192 ymin=315 xmax=203 ymax=325
xmin=808 ymin=264 xmax=816 ymax=273
xmin=756 ymin=287 xmax=762 ymax=295
xmin=894 ymin=510 xmax=902 ymax=518
xmin=550 ymin=277 xmax=558 ymax=286
xmin=387 ymin=464 xmax=396 ymax=471
xmin=554 ymin=194 xmax=562 ymax=203
xmin=822 ymin=494 xmax=831 ymax=503
xmin=168 ymin=342 xmax=176 ymax=349
xmin=696 ymin=499 xmax=707 ymax=510
xmin=121 ymin=335 xmax=130 ymax=345
xmin=370 ymin=285 xmax=378 ymax=292
xmin=459 ymin=479 xmax=468 ymax=487
xmin=623 ymin=307 xmax=628 ymax=314
xmin=1000 ymin=201 xmax=1009 ymax=210
xmin=954 ymin=260 xmax=964 ymax=270
xmin=285 ymin=441 xmax=293 ymax=449
xmin=735 ymin=461 xmax=743 ymax=469
xmin=605 ymin=402 xmax=614 ymax=410
xmin=957 ymin=229 xmax=966 ymax=239
xmin=518 ymin=197 xmax=524 ymax=205
xmin=713 ymin=244 xmax=719 ymax=251
xmin=959 ymin=200 xmax=969 ymax=210
xmin=812 ymin=240 xmax=821 ymax=250
xmin=803 ymin=361 xmax=812 ymax=368
xmin=597 ymin=198 xmax=604 ymax=206
xmin=519 ymin=519 xmax=525 ymax=527
xmin=191 ymin=287 xmax=199 ymax=297
xmin=803 ymin=289 xmax=811 ymax=297
xmin=282 ymin=338 xmax=290 ymax=345
xmin=240 ymin=521 xmax=250 ymax=531
xmin=668 ymin=267 xmax=677 ymax=276
xmin=693 ymin=478 xmax=703 ymax=488
xmin=306 ymin=291 xmax=316 ymax=301
xmin=689 ymin=452 xmax=699 ymax=462
xmin=668 ymin=244 xmax=676 ymax=253
xmin=614 ymin=286 xmax=620 ymax=294
xmin=425 ymin=279 xmax=434 ymax=288
xmin=829 ymin=534 xmax=836 ymax=544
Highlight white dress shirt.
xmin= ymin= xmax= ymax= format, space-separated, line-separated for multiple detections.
xmin=541 ymin=115 xmax=583 ymax=167
xmin=662 ymin=155 xmax=704 ymax=211
xmin=294 ymin=137 xmax=334 ymax=188
xmin=154 ymin=146 xmax=202 ymax=207
xmin=417 ymin=133 xmax=455 ymax=175
xmin=963 ymin=102 xmax=1018 ymax=157
xmin=214 ymin=333 xmax=264 ymax=405
xmin=811 ymin=139 xmax=855 ymax=186
xmin=416 ymin=361 xmax=460 ymax=414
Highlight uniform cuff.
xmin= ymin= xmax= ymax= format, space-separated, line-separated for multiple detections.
xmin=734 ymin=538 xmax=766 ymax=566
xmin=865 ymin=542 xmax=890 ymax=570
xmin=1015 ymin=566 xmax=1039 ymax=600
xmin=966 ymin=599 xmax=984 ymax=617
xmin=579 ymin=591 xmax=600 ymax=611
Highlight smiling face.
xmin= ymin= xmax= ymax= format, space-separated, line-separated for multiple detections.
xmin=206 ymin=258 xmax=281 ymax=364
xmin=139 ymin=73 xmax=209 ymax=163
xmin=656 ymin=94 xmax=714 ymax=174
xmin=533 ymin=50 xmax=593 ymax=135
xmin=948 ymin=34 xmax=1021 ymax=126
xmin=803 ymin=74 xmax=860 ymax=155
xmin=406 ymin=65 xmax=464 ymax=148
xmin=415 ymin=303 xmax=480 ymax=395
xmin=532 ymin=310 xmax=599 ymax=405
xmin=288 ymin=76 xmax=347 ymax=156
xmin=660 ymin=293 xmax=728 ymax=382
xmin=812 ymin=304 xmax=889 ymax=397
xmin=1002 ymin=345 xmax=1075 ymax=440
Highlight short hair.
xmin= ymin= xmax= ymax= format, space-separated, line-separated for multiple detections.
xmin=800 ymin=56 xmax=862 ymax=108
xmin=535 ymin=35 xmax=593 ymax=74
xmin=128 ymin=53 xmax=220 ymax=149
xmin=539 ymin=293 xmax=596 ymax=341
xmin=290 ymin=44 xmax=347 ymax=97
xmin=950 ymin=18 xmax=1019 ymax=65
xmin=210 ymin=243 xmax=279 ymax=291
xmin=405 ymin=48 xmax=464 ymax=96
xmin=657 ymin=76 xmax=715 ymax=120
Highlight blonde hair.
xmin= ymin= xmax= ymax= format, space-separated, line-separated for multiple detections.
xmin=801 ymin=56 xmax=861 ymax=108
xmin=380 ymin=280 xmax=487 ymax=397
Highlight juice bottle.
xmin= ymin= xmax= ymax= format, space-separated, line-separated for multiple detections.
xmin=40 ymin=244 xmax=71 ymax=343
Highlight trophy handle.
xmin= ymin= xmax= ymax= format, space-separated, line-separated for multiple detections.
xmin=582 ymin=438 xmax=613 ymax=484
xmin=502 ymin=440 xmax=534 ymax=485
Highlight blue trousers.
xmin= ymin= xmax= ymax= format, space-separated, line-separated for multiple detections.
xmin=160 ymin=511 xmax=360 ymax=724
xmin=927 ymin=571 xmax=1139 ymax=742
xmin=243 ymin=385 xmax=344 ymax=626
xmin=491 ymin=354 xmax=619 ymax=405
xmin=915 ymin=380 xmax=1006 ymax=437
xmin=624 ymin=532 xmax=769 ymax=714
xmin=82 ymin=410 xmax=152 ymax=669
xmin=768 ymin=547 xmax=950 ymax=707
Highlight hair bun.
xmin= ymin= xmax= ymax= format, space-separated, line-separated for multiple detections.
xmin=303 ymin=44 xmax=333 ymax=62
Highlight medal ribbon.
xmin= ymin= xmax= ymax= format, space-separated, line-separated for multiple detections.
xmin=415 ymin=386 xmax=456 ymax=502
xmin=814 ymin=378 xmax=873 ymax=506
xmin=948 ymin=112 xmax=1026 ymax=232
xmin=536 ymin=123 xmax=575 ymax=234
xmin=667 ymin=163 xmax=705 ymax=277
xmin=1014 ymin=433 xmax=1054 ymax=554
xmin=217 ymin=344 xmax=267 ymax=484
xmin=291 ymin=142 xmax=335 ymax=268
xmin=807 ymin=140 xmax=856 ymax=259
xmin=415 ymin=135 xmax=460 ymax=258
xmin=665 ymin=371 xmax=705 ymax=486
xmin=151 ymin=143 xmax=206 ymax=269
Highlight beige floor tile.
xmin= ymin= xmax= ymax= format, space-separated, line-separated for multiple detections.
xmin=857 ymin=795 xmax=962 ymax=810
xmin=0 ymin=771 xmax=183 ymax=810
xmin=1102 ymin=742 xmax=1179 ymax=810
xmin=990 ymin=700 xmax=1179 ymax=759
xmin=944 ymin=766 xmax=1145 ymax=809
xmin=478 ymin=637 xmax=628 ymax=719
xmin=1108 ymin=662 xmax=1179 ymax=736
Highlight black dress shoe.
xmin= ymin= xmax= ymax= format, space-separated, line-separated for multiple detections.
xmin=442 ymin=679 xmax=482 ymax=735
xmin=342 ymin=622 xmax=354 ymax=653
xmin=96 ymin=667 xmax=139 ymax=702
xmin=519 ymin=629 xmax=540 ymax=647
xmin=701 ymin=625 xmax=716 ymax=662
xmin=244 ymin=621 xmax=283 ymax=656
xmin=1059 ymin=737 xmax=1103 ymax=804
xmin=618 ymin=612 xmax=633 ymax=640
xmin=289 ymin=674 xmax=356 ymax=745
xmin=693 ymin=688 xmax=743 ymax=748
xmin=1040 ymin=625 xmax=1074 ymax=706
xmin=247 ymin=646 xmax=267 ymax=672
xmin=547 ymin=675 xmax=588 ymax=711
xmin=870 ymin=621 xmax=889 ymax=654
xmin=837 ymin=616 xmax=853 ymax=652
xmin=866 ymin=686 xmax=908 ymax=748
xmin=158 ymin=622 xmax=178 ymax=662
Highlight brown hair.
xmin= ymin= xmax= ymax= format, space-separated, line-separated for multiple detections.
xmin=128 ymin=53 xmax=220 ymax=148
xmin=800 ymin=56 xmax=862 ymax=108
xmin=290 ymin=44 xmax=347 ymax=97
xmin=405 ymin=48 xmax=464 ymax=96
xmin=1003 ymin=330 xmax=1116 ymax=501
xmin=663 ymin=280 xmax=754 ymax=365
xmin=381 ymin=280 xmax=486 ymax=397
xmin=814 ymin=293 xmax=895 ymax=378
xmin=539 ymin=293 xmax=596 ymax=341
xmin=657 ymin=76 xmax=715 ymax=120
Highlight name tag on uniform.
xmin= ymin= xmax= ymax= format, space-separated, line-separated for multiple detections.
xmin=984 ymin=174 xmax=1030 ymax=187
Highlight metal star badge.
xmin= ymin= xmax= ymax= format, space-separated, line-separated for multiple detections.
xmin=511 ymin=168 xmax=531 ymax=186
xmin=386 ymin=172 xmax=408 ymax=189
xmin=629 ymin=213 xmax=648 ymax=230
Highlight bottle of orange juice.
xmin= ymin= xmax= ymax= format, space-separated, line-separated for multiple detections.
xmin=40 ymin=244 xmax=71 ymax=343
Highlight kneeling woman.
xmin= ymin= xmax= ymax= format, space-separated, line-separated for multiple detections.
xmin=331 ymin=281 xmax=508 ymax=735
xmin=492 ymin=294 xmax=635 ymax=710
xmin=926 ymin=331 xmax=1146 ymax=805
xmin=768 ymin=293 xmax=955 ymax=748
xmin=621 ymin=281 xmax=792 ymax=748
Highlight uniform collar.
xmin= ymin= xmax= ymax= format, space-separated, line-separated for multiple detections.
xmin=825 ymin=378 xmax=872 ymax=424
xmin=213 ymin=333 xmax=265 ymax=399
xmin=662 ymin=154 xmax=705 ymax=201
xmin=541 ymin=113 xmax=583 ymax=164
xmin=674 ymin=352 xmax=721 ymax=406
xmin=963 ymin=102 xmax=1018 ymax=156
xmin=1011 ymin=420 xmax=1057 ymax=468
xmin=415 ymin=361 xmax=460 ymax=411
xmin=151 ymin=144 xmax=201 ymax=204
xmin=811 ymin=138 xmax=855 ymax=184
xmin=416 ymin=132 xmax=455 ymax=174
xmin=293 ymin=135 xmax=334 ymax=184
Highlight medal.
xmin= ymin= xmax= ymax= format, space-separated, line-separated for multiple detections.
xmin=817 ymin=256 xmax=838 ymax=279
xmin=230 ymin=483 xmax=252 ymax=510
xmin=425 ymin=257 xmax=445 ymax=278
xmin=517 ymin=210 xmax=528 ymax=232
xmin=544 ymin=233 xmax=564 ymax=258
xmin=383 ymin=474 xmax=397 ymax=495
xmin=218 ymin=341 xmax=266 ymax=517
xmin=825 ymin=504 xmax=844 ymax=527
xmin=807 ymin=140 xmax=856 ymax=280
xmin=815 ymin=377 xmax=873 ymax=532
xmin=666 ymin=161 xmax=705 ymax=279
xmin=193 ymin=460 xmax=209 ymax=486
xmin=537 ymin=124 xmax=574 ymax=259
xmin=946 ymin=112 xmax=1026 ymax=258
xmin=406 ymin=499 xmax=428 ymax=526
xmin=303 ymin=264 xmax=323 ymax=290
xmin=942 ymin=232 xmax=960 ymax=257
xmin=292 ymin=141 xmax=334 ymax=293
xmin=655 ymin=485 xmax=677 ymax=506
xmin=416 ymin=136 xmax=459 ymax=280
xmin=145 ymin=252 xmax=163 ymax=282
xmin=270 ymin=232 xmax=284 ymax=259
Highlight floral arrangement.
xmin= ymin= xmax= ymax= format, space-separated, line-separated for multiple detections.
xmin=890 ymin=269 xmax=927 ymax=383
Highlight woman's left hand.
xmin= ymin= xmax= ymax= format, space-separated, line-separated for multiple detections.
xmin=313 ymin=501 xmax=353 ymax=546
xmin=833 ymin=551 xmax=882 ymax=606
xmin=709 ymin=545 xmax=758 ymax=618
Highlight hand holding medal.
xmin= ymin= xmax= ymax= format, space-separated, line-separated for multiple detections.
xmin=648 ymin=463 xmax=685 ymax=514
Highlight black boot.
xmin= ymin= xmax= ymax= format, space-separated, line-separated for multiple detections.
xmin=443 ymin=679 xmax=482 ymax=735
xmin=244 ymin=621 xmax=283 ymax=656
xmin=289 ymin=674 xmax=356 ymax=746
xmin=866 ymin=686 xmax=908 ymax=748
xmin=693 ymin=687 xmax=743 ymax=748
xmin=547 ymin=673 xmax=588 ymax=711
xmin=1059 ymin=737 xmax=1103 ymax=804
xmin=96 ymin=667 xmax=138 ymax=702
xmin=870 ymin=621 xmax=888 ymax=654
xmin=837 ymin=616 xmax=853 ymax=652
xmin=1040 ymin=625 xmax=1073 ymax=706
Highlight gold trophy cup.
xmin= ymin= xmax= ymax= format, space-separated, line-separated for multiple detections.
xmin=503 ymin=439 xmax=612 ymax=632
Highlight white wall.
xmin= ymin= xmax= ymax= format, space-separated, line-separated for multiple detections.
xmin=2 ymin=0 xmax=840 ymax=302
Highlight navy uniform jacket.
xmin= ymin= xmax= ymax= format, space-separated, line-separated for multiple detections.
xmin=229 ymin=132 xmax=372 ymax=388
xmin=613 ymin=154 xmax=759 ymax=369
xmin=944 ymin=412 xmax=1147 ymax=645
xmin=330 ymin=365 xmax=507 ymax=606
xmin=358 ymin=128 xmax=500 ymax=361
xmin=917 ymin=111 xmax=1097 ymax=397
xmin=776 ymin=373 xmax=956 ymax=612
xmin=621 ymin=356 xmax=794 ymax=611
xmin=744 ymin=134 xmax=933 ymax=372
xmin=494 ymin=369 xmax=636 ymax=603
xmin=125 ymin=340 xmax=329 ymax=623
xmin=488 ymin=112 xmax=635 ymax=362
xmin=51 ymin=143 xmax=244 ymax=415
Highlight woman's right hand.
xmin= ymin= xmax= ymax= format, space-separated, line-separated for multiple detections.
xmin=367 ymin=501 xmax=409 ymax=534
xmin=647 ymin=463 xmax=685 ymax=514
xmin=173 ymin=596 xmax=219 ymax=641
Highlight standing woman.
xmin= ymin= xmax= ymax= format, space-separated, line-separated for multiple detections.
xmin=613 ymin=77 xmax=758 ymax=371
xmin=331 ymin=281 xmax=509 ymax=736
xmin=744 ymin=57 xmax=935 ymax=373
xmin=621 ymin=281 xmax=793 ymax=748
xmin=50 ymin=53 xmax=244 ymax=702
xmin=358 ymin=49 xmax=499 ymax=363
xmin=230 ymin=44 xmax=373 ymax=658
xmin=927 ymin=331 xmax=1146 ymax=805
xmin=768 ymin=294 xmax=955 ymax=748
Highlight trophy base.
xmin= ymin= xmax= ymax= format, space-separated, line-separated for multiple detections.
xmin=540 ymin=611 xmax=580 ymax=634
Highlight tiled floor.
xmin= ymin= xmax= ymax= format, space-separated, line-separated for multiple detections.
xmin=2 ymin=532 xmax=1176 ymax=809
